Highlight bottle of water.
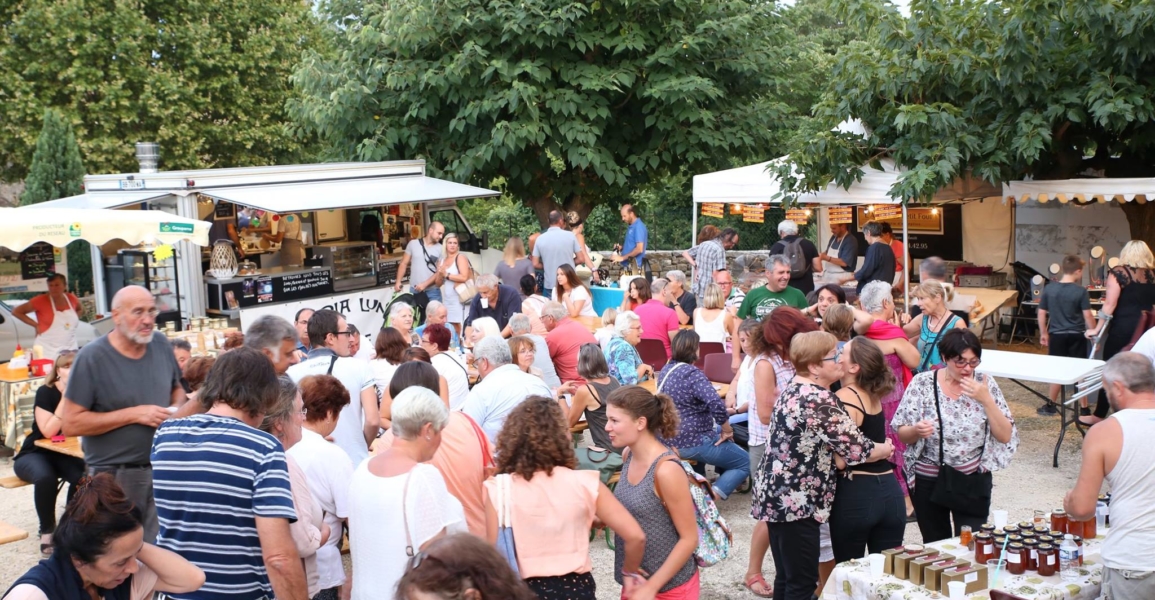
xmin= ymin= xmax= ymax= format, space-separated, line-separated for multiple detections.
xmin=1060 ymin=534 xmax=1079 ymax=581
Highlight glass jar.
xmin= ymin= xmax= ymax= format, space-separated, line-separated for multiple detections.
xmin=1007 ymin=534 xmax=1024 ymax=546
xmin=1073 ymin=535 xmax=1084 ymax=566
xmin=1048 ymin=529 xmax=1064 ymax=539
xmin=1018 ymin=521 xmax=1034 ymax=531
xmin=959 ymin=525 xmax=973 ymax=549
xmin=1038 ymin=535 xmax=1054 ymax=546
xmin=1034 ymin=509 xmax=1047 ymax=527
xmin=1025 ymin=540 xmax=1039 ymax=571
xmin=1006 ymin=542 xmax=1027 ymax=575
xmin=1051 ymin=509 xmax=1069 ymax=533
xmin=1082 ymin=515 xmax=1097 ymax=540
xmin=974 ymin=533 xmax=996 ymax=566
xmin=1033 ymin=524 xmax=1051 ymax=536
xmin=1003 ymin=525 xmax=1021 ymax=536
xmin=1067 ymin=518 xmax=1084 ymax=538
xmin=1037 ymin=543 xmax=1057 ymax=576
xmin=993 ymin=535 xmax=1007 ymax=558
xmin=980 ymin=523 xmax=996 ymax=535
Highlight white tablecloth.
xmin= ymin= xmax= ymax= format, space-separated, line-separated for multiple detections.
xmin=825 ymin=534 xmax=1105 ymax=600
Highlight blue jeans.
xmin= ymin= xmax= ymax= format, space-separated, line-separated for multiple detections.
xmin=677 ymin=431 xmax=750 ymax=499
xmin=412 ymin=285 xmax=442 ymax=302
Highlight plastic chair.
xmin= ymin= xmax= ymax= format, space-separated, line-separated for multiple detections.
xmin=694 ymin=342 xmax=726 ymax=369
xmin=702 ymin=353 xmax=736 ymax=384
xmin=636 ymin=339 xmax=668 ymax=372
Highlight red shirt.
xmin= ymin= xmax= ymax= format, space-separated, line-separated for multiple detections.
xmin=634 ymin=299 xmax=680 ymax=359
xmin=890 ymin=239 xmax=905 ymax=273
xmin=545 ymin=318 xmax=598 ymax=384
xmin=27 ymin=293 xmax=81 ymax=334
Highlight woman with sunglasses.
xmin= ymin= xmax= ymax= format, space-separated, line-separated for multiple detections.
xmin=891 ymin=329 xmax=1018 ymax=543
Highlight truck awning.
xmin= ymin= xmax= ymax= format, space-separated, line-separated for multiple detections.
xmin=30 ymin=190 xmax=176 ymax=210
xmin=199 ymin=175 xmax=499 ymax=212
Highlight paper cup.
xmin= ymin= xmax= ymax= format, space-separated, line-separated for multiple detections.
xmin=992 ymin=509 xmax=1009 ymax=528
xmin=947 ymin=581 xmax=966 ymax=599
xmin=986 ymin=559 xmax=1006 ymax=588
xmin=868 ymin=553 xmax=885 ymax=579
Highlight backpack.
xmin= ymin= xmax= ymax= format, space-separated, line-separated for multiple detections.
xmin=655 ymin=455 xmax=733 ymax=567
xmin=783 ymin=237 xmax=809 ymax=279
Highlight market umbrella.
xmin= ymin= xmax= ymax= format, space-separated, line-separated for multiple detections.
xmin=3 ymin=207 xmax=210 ymax=250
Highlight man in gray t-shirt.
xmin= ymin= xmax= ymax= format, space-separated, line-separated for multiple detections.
xmin=395 ymin=221 xmax=445 ymax=301
xmin=61 ymin=286 xmax=184 ymax=542
xmin=531 ymin=210 xmax=587 ymax=297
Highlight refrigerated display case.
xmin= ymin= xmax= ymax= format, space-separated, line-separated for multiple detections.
xmin=311 ymin=242 xmax=377 ymax=292
xmin=120 ymin=248 xmax=183 ymax=329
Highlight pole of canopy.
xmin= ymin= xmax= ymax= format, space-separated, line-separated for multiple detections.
xmin=902 ymin=203 xmax=910 ymax=311
xmin=691 ymin=201 xmax=699 ymax=286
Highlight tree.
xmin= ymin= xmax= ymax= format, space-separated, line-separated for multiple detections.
xmin=772 ymin=0 xmax=1155 ymax=247
xmin=0 ymin=0 xmax=324 ymax=180
xmin=19 ymin=109 xmax=92 ymax=295
xmin=290 ymin=0 xmax=811 ymax=225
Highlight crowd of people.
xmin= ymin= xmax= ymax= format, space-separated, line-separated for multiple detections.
xmin=9 ymin=215 xmax=1155 ymax=600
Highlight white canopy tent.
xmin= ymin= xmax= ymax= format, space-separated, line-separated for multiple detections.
xmin=1004 ymin=177 xmax=1155 ymax=204
xmin=4 ymin=207 xmax=210 ymax=250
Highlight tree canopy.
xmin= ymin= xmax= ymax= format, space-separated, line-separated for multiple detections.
xmin=0 ymin=0 xmax=323 ymax=180
xmin=290 ymin=0 xmax=816 ymax=223
xmin=773 ymin=0 xmax=1155 ymax=244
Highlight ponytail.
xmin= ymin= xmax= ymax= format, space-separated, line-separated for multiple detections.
xmin=606 ymin=385 xmax=681 ymax=439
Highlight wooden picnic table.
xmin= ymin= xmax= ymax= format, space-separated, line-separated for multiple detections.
xmin=34 ymin=436 xmax=84 ymax=459
xmin=639 ymin=377 xmax=729 ymax=398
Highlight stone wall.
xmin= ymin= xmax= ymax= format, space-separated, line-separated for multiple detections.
xmin=594 ymin=250 xmax=771 ymax=280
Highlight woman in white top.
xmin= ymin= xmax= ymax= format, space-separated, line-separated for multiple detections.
xmin=440 ymin=233 xmax=474 ymax=334
xmin=520 ymin=274 xmax=550 ymax=335
xmin=420 ymin=323 xmax=471 ymax=410
xmin=371 ymin=328 xmax=410 ymax=418
xmin=348 ymin=387 xmax=466 ymax=600
xmin=552 ymin=264 xmax=597 ymax=318
xmin=595 ymin=307 xmax=618 ymax=349
xmin=693 ymin=283 xmax=729 ymax=344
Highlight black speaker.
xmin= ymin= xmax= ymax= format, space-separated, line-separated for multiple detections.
xmin=1030 ymin=275 xmax=1046 ymax=301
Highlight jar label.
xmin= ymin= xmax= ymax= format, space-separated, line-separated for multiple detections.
xmin=1008 ymin=554 xmax=1022 ymax=564
xmin=982 ymin=544 xmax=993 ymax=553
xmin=1046 ymin=555 xmax=1055 ymax=565
xmin=965 ymin=573 xmax=978 ymax=583
xmin=1031 ymin=549 xmax=1038 ymax=560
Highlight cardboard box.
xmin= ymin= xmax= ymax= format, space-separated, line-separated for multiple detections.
xmin=893 ymin=548 xmax=938 ymax=581
xmin=940 ymin=564 xmax=988 ymax=595
xmin=881 ymin=546 xmax=906 ymax=575
xmin=924 ymin=558 xmax=970 ymax=592
xmin=908 ymin=552 xmax=944 ymax=586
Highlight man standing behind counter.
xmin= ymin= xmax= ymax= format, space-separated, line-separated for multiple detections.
xmin=59 ymin=285 xmax=186 ymax=543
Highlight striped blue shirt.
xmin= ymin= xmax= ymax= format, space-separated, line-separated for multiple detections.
xmin=152 ymin=414 xmax=298 ymax=600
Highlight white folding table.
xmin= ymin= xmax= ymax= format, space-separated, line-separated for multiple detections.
xmin=977 ymin=349 xmax=1104 ymax=467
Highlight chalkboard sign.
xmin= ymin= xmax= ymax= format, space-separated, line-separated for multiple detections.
xmin=377 ymin=259 xmax=401 ymax=286
xmin=274 ymin=269 xmax=334 ymax=302
xmin=20 ymin=242 xmax=56 ymax=280
xmin=214 ymin=201 xmax=236 ymax=220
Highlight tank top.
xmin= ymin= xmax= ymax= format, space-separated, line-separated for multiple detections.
xmin=739 ymin=354 xmax=775 ymax=446
xmin=583 ymin=379 xmax=620 ymax=452
xmin=1109 ymin=267 xmax=1155 ymax=344
xmin=836 ymin=387 xmax=892 ymax=474
xmin=918 ymin=313 xmax=961 ymax=370
xmin=613 ymin=450 xmax=696 ymax=590
xmin=693 ymin=308 xmax=727 ymax=343
xmin=1101 ymin=408 xmax=1155 ymax=570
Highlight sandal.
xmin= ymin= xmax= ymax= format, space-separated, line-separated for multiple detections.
xmin=1077 ymin=416 xmax=1102 ymax=428
xmin=744 ymin=573 xmax=773 ymax=598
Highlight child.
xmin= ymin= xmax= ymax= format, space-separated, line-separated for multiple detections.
xmin=1038 ymin=255 xmax=1096 ymax=405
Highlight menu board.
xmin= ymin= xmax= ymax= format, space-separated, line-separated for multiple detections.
xmin=20 ymin=242 xmax=57 ymax=280
xmin=274 ymin=269 xmax=334 ymax=302
xmin=377 ymin=259 xmax=401 ymax=286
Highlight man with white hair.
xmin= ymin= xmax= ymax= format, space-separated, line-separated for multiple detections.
xmin=415 ymin=300 xmax=460 ymax=351
xmin=460 ymin=336 xmax=552 ymax=441
xmin=541 ymin=301 xmax=598 ymax=384
xmin=1064 ymin=352 xmax=1155 ymax=599
xmin=509 ymin=313 xmax=562 ymax=388
xmin=244 ymin=314 xmax=301 ymax=375
xmin=464 ymin=273 xmax=522 ymax=339
xmin=662 ymin=269 xmax=697 ymax=326
xmin=769 ymin=219 xmax=822 ymax=294
xmin=685 ymin=227 xmax=739 ymax=297
xmin=60 ymin=285 xmax=185 ymax=543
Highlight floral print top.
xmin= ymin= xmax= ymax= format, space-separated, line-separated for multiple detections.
xmin=604 ymin=336 xmax=644 ymax=386
xmin=656 ymin=362 xmax=728 ymax=449
xmin=890 ymin=370 xmax=1018 ymax=489
xmin=752 ymin=380 xmax=875 ymax=523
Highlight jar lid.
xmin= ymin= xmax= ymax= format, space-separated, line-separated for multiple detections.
xmin=1073 ymin=536 xmax=1084 ymax=542
xmin=1009 ymin=542 xmax=1024 ymax=550
xmin=1025 ymin=539 xmax=1039 ymax=547
xmin=1038 ymin=536 xmax=1054 ymax=544
xmin=975 ymin=533 xmax=993 ymax=540
xmin=1038 ymin=543 xmax=1055 ymax=550
xmin=1008 ymin=535 xmax=1024 ymax=542
xmin=1053 ymin=508 xmax=1067 ymax=515
xmin=1098 ymin=494 xmax=1109 ymax=500
xmin=1049 ymin=530 xmax=1064 ymax=537
xmin=1033 ymin=525 xmax=1050 ymax=533
xmin=980 ymin=523 xmax=995 ymax=531
xmin=1004 ymin=525 xmax=1020 ymax=532
xmin=1018 ymin=521 xmax=1034 ymax=529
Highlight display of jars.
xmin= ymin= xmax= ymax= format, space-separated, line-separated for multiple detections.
xmin=1037 ymin=543 xmax=1057 ymax=576
xmin=1051 ymin=509 xmax=1069 ymax=533
xmin=974 ymin=533 xmax=996 ymax=566
xmin=1006 ymin=542 xmax=1027 ymax=575
xmin=1025 ymin=540 xmax=1039 ymax=571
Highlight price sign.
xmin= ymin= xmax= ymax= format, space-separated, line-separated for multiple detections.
xmin=20 ymin=242 xmax=56 ymax=280
xmin=700 ymin=203 xmax=725 ymax=218
xmin=273 ymin=269 xmax=334 ymax=302
xmin=872 ymin=205 xmax=903 ymax=221
xmin=377 ymin=259 xmax=401 ymax=286
xmin=742 ymin=204 xmax=765 ymax=223
xmin=785 ymin=209 xmax=810 ymax=224
xmin=828 ymin=207 xmax=854 ymax=225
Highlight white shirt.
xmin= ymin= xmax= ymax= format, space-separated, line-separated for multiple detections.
xmin=348 ymin=463 xmax=466 ymax=600
xmin=1131 ymin=327 xmax=1155 ymax=368
xmin=287 ymin=428 xmax=355 ymax=591
xmin=553 ymin=285 xmax=598 ymax=318
xmin=370 ymin=359 xmax=398 ymax=398
xmin=288 ymin=350 xmax=376 ymax=467
xmin=432 ymin=351 xmax=471 ymax=410
xmin=461 ymin=364 xmax=553 ymax=442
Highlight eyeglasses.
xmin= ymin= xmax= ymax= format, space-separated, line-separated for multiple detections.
xmin=130 ymin=308 xmax=160 ymax=318
xmin=407 ymin=549 xmax=442 ymax=571
xmin=296 ymin=320 xmax=309 ymax=326
xmin=298 ymin=408 xmax=308 ymax=418
xmin=334 ymin=330 xmax=355 ymax=337
xmin=821 ymin=348 xmax=843 ymax=363
xmin=951 ymin=357 xmax=982 ymax=368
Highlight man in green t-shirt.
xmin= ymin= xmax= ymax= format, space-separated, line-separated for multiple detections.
xmin=737 ymin=254 xmax=809 ymax=320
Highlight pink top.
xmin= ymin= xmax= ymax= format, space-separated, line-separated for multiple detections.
xmin=484 ymin=468 xmax=600 ymax=578
xmin=27 ymin=293 xmax=80 ymax=334
xmin=545 ymin=318 xmax=598 ymax=383
xmin=287 ymin=455 xmax=324 ymax=597
xmin=634 ymin=299 xmax=679 ymax=358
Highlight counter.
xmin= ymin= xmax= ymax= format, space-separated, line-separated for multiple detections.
xmin=206 ymin=265 xmax=335 ymax=316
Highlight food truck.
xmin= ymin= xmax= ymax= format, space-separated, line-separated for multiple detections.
xmin=37 ymin=159 xmax=500 ymax=337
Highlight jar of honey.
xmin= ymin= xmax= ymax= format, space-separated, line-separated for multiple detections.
xmin=1018 ymin=520 xmax=1034 ymax=530
xmin=1037 ymin=543 xmax=1057 ymax=576
xmin=1051 ymin=509 xmax=1069 ymax=533
xmin=1038 ymin=535 xmax=1055 ymax=546
xmin=1082 ymin=515 xmax=1097 ymax=540
xmin=1003 ymin=525 xmax=1021 ymax=536
xmin=980 ymin=523 xmax=996 ymax=535
xmin=959 ymin=525 xmax=973 ymax=549
xmin=1067 ymin=518 xmax=1084 ymax=538
xmin=1073 ymin=535 xmax=1084 ymax=566
xmin=1033 ymin=524 xmax=1051 ymax=536
xmin=1006 ymin=542 xmax=1027 ymax=575
xmin=1025 ymin=540 xmax=1039 ymax=571
xmin=1008 ymin=534 xmax=1024 ymax=546
xmin=974 ymin=533 xmax=996 ymax=566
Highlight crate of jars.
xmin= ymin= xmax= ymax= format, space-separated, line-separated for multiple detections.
xmin=162 ymin=317 xmax=238 ymax=356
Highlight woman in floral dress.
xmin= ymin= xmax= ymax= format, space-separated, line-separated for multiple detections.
xmin=752 ymin=331 xmax=895 ymax=600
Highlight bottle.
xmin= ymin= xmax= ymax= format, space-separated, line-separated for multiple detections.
xmin=1060 ymin=534 xmax=1079 ymax=581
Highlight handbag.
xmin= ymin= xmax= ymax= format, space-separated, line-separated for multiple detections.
xmin=928 ymin=372 xmax=993 ymax=512
xmin=576 ymin=447 xmax=623 ymax=485
xmin=493 ymin=474 xmax=521 ymax=576
xmin=452 ymin=256 xmax=478 ymax=302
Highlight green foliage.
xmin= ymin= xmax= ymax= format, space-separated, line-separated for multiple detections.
xmin=0 ymin=0 xmax=324 ymax=180
xmin=291 ymin=0 xmax=814 ymax=222
xmin=459 ymin=193 xmax=541 ymax=249
xmin=19 ymin=109 xmax=84 ymax=206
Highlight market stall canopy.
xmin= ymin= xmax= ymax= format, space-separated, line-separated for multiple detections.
xmin=692 ymin=157 xmax=905 ymax=206
xmin=198 ymin=176 xmax=498 ymax=213
xmin=3 ymin=207 xmax=210 ymax=250
xmin=1004 ymin=177 xmax=1155 ymax=203
xmin=33 ymin=189 xmax=174 ymax=210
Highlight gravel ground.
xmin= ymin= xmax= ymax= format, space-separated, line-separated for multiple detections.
xmin=0 ymin=351 xmax=1089 ymax=597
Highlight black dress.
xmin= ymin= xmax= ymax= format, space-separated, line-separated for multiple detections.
xmin=1096 ymin=266 xmax=1155 ymax=417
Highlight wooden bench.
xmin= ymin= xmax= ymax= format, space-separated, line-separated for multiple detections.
xmin=0 ymin=520 xmax=28 ymax=545
xmin=0 ymin=475 xmax=29 ymax=489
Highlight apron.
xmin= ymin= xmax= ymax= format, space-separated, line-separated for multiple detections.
xmin=822 ymin=234 xmax=850 ymax=284
xmin=278 ymin=214 xmax=306 ymax=266
xmin=36 ymin=297 xmax=79 ymax=360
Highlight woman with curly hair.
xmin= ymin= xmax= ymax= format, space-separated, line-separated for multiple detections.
xmin=484 ymin=397 xmax=644 ymax=600
xmin=396 ymin=533 xmax=538 ymax=600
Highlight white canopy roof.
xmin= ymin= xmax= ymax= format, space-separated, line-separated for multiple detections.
xmin=3 ymin=207 xmax=210 ymax=250
xmin=692 ymin=157 xmax=904 ymax=206
xmin=199 ymin=176 xmax=498 ymax=213
xmin=1004 ymin=177 xmax=1155 ymax=203
xmin=35 ymin=190 xmax=176 ymax=210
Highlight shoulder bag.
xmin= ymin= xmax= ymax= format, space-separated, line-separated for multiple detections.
xmin=453 ymin=255 xmax=478 ymax=302
xmin=493 ymin=474 xmax=521 ymax=576
xmin=928 ymin=371 xmax=992 ymax=512
xmin=574 ymin=384 xmax=624 ymax=483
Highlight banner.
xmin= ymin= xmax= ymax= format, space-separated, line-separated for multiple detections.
xmin=742 ymin=204 xmax=765 ymax=223
xmin=785 ymin=208 xmax=811 ymax=224
xmin=828 ymin=206 xmax=854 ymax=225
xmin=238 ymin=287 xmax=396 ymax=345
xmin=856 ymin=206 xmax=942 ymax=233
xmin=700 ymin=203 xmax=725 ymax=218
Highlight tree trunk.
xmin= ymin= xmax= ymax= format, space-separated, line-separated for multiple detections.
xmin=1119 ymin=201 xmax=1155 ymax=250
xmin=529 ymin=194 xmax=595 ymax=227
